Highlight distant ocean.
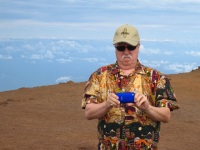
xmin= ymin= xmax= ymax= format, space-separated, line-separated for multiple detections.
xmin=0 ymin=38 xmax=199 ymax=91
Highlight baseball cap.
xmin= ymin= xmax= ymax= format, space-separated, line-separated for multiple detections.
xmin=113 ymin=24 xmax=140 ymax=46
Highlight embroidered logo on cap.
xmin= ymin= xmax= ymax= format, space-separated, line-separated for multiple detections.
xmin=121 ymin=28 xmax=129 ymax=38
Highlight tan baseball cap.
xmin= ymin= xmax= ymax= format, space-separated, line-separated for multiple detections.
xmin=113 ymin=24 xmax=140 ymax=46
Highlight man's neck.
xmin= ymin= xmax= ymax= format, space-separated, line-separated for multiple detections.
xmin=121 ymin=68 xmax=135 ymax=76
xmin=117 ymin=59 xmax=138 ymax=75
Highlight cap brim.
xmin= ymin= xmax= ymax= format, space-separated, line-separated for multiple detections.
xmin=113 ymin=39 xmax=139 ymax=46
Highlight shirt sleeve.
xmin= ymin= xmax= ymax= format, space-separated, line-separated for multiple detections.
xmin=155 ymin=76 xmax=179 ymax=111
xmin=81 ymin=71 xmax=100 ymax=109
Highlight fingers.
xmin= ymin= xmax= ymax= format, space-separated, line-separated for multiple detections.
xmin=106 ymin=92 xmax=149 ymax=110
xmin=134 ymin=92 xmax=149 ymax=110
xmin=135 ymin=93 xmax=145 ymax=105
xmin=106 ymin=93 xmax=120 ymax=108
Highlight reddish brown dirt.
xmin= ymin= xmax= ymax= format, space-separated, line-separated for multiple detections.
xmin=0 ymin=68 xmax=200 ymax=150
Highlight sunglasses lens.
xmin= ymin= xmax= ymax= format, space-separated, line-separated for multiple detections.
xmin=127 ymin=45 xmax=137 ymax=51
xmin=116 ymin=45 xmax=137 ymax=51
xmin=116 ymin=46 xmax=125 ymax=51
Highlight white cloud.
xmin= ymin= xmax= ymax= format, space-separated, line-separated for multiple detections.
xmin=141 ymin=39 xmax=174 ymax=42
xmin=57 ymin=58 xmax=73 ymax=63
xmin=140 ymin=45 xmax=161 ymax=54
xmin=82 ymin=57 xmax=99 ymax=63
xmin=185 ymin=51 xmax=200 ymax=56
xmin=30 ymin=54 xmax=43 ymax=59
xmin=30 ymin=51 xmax=54 ymax=60
xmin=50 ymin=40 xmax=93 ymax=53
xmin=5 ymin=46 xmax=15 ymax=51
xmin=0 ymin=0 xmax=200 ymax=40
xmin=23 ymin=44 xmax=34 ymax=50
xmin=141 ymin=60 xmax=169 ymax=68
xmin=55 ymin=76 xmax=71 ymax=83
xmin=0 ymin=20 xmax=114 ymax=29
xmin=165 ymin=63 xmax=198 ymax=73
xmin=0 ymin=54 xmax=12 ymax=60
xmin=152 ymin=60 xmax=169 ymax=64
xmin=140 ymin=44 xmax=174 ymax=55
xmin=57 ymin=56 xmax=107 ymax=63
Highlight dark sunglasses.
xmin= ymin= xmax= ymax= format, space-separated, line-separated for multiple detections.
xmin=115 ymin=45 xmax=138 ymax=51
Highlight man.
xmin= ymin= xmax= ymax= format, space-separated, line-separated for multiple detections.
xmin=82 ymin=24 xmax=179 ymax=150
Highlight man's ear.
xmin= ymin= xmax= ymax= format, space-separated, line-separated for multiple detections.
xmin=137 ymin=44 xmax=140 ymax=51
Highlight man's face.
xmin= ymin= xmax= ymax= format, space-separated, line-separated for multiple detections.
xmin=115 ymin=42 xmax=140 ymax=68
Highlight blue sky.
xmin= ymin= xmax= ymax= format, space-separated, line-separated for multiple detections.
xmin=1 ymin=0 xmax=200 ymax=40
xmin=0 ymin=0 xmax=200 ymax=91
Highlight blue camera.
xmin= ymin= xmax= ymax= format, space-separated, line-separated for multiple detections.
xmin=116 ymin=92 xmax=135 ymax=103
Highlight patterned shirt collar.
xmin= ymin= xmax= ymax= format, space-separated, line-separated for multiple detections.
xmin=111 ymin=60 xmax=146 ymax=75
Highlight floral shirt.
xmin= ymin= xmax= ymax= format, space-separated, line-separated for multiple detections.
xmin=82 ymin=61 xmax=179 ymax=150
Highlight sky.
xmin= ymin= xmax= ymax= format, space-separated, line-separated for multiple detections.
xmin=0 ymin=0 xmax=200 ymax=91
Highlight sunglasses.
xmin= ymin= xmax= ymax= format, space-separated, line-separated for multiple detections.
xmin=115 ymin=45 xmax=138 ymax=51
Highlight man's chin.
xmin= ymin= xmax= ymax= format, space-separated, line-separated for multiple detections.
xmin=122 ymin=58 xmax=132 ymax=62
xmin=122 ymin=61 xmax=132 ymax=66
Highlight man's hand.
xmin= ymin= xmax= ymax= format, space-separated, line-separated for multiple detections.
xmin=126 ymin=92 xmax=149 ymax=111
xmin=106 ymin=93 xmax=120 ymax=108
xmin=134 ymin=92 xmax=150 ymax=111
xmin=126 ymin=92 xmax=171 ymax=123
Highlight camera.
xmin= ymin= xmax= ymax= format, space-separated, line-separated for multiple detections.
xmin=116 ymin=92 xmax=135 ymax=103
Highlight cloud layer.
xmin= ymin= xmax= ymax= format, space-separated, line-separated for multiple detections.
xmin=0 ymin=0 xmax=200 ymax=91
xmin=0 ymin=0 xmax=200 ymax=40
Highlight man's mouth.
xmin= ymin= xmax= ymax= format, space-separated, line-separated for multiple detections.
xmin=122 ymin=54 xmax=133 ymax=60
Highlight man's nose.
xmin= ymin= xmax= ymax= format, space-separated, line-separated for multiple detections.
xmin=124 ymin=47 xmax=130 ymax=53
